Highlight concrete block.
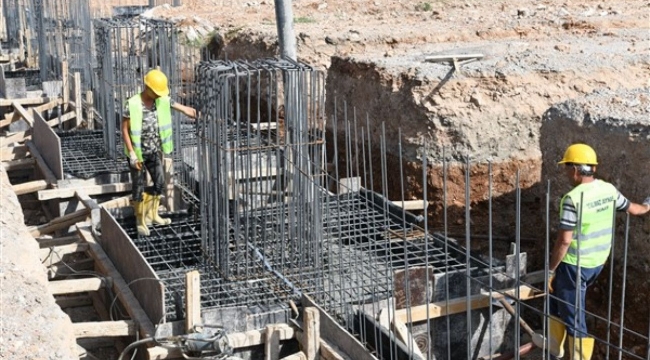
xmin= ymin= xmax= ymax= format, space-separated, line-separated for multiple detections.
xmin=339 ymin=177 xmax=361 ymax=194
xmin=1 ymin=77 xmax=26 ymax=98
xmin=42 ymin=81 xmax=63 ymax=98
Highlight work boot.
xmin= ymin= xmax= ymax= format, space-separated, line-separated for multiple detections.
xmin=567 ymin=336 xmax=594 ymax=360
xmin=549 ymin=316 xmax=567 ymax=358
xmin=133 ymin=200 xmax=150 ymax=236
xmin=146 ymin=194 xmax=171 ymax=225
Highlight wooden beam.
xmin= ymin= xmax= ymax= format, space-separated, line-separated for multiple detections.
xmin=25 ymin=140 xmax=58 ymax=186
xmin=75 ymin=190 xmax=100 ymax=229
xmin=47 ymin=258 xmax=94 ymax=279
xmin=85 ymin=91 xmax=94 ymax=129
xmin=395 ymin=285 xmax=545 ymax=323
xmin=29 ymin=210 xmax=89 ymax=237
xmin=46 ymin=110 xmax=76 ymax=128
xmin=280 ymin=353 xmax=307 ymax=360
xmin=2 ymin=157 xmax=34 ymax=171
xmin=265 ymin=325 xmax=281 ymax=360
xmin=49 ymin=277 xmax=104 ymax=295
xmin=73 ymin=72 xmax=82 ymax=127
xmin=0 ymin=144 xmax=28 ymax=161
xmin=185 ymin=270 xmax=201 ymax=332
xmin=38 ymin=182 xmax=132 ymax=200
xmin=0 ymin=130 xmax=31 ymax=147
xmin=77 ymin=227 xmax=156 ymax=339
xmin=11 ymin=101 xmax=35 ymax=126
xmin=40 ymin=243 xmax=89 ymax=262
xmin=37 ymin=235 xmax=80 ymax=248
xmin=2 ymin=99 xmax=62 ymax=127
xmin=392 ymin=317 xmax=424 ymax=359
xmin=0 ymin=97 xmax=52 ymax=107
xmin=320 ymin=340 xmax=350 ymax=360
xmin=62 ymin=60 xmax=69 ymax=108
xmin=391 ymin=200 xmax=429 ymax=211
xmin=303 ymin=307 xmax=320 ymax=360
xmin=55 ymin=295 xmax=93 ymax=308
xmin=12 ymin=179 xmax=48 ymax=195
xmin=73 ymin=320 xmax=135 ymax=338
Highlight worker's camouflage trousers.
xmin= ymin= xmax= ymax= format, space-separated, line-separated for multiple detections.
xmin=129 ymin=151 xmax=166 ymax=202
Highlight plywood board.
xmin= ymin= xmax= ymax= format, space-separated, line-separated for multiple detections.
xmin=33 ymin=111 xmax=63 ymax=180
xmin=99 ymin=208 xmax=164 ymax=324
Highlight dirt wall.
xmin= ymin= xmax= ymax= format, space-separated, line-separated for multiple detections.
xmin=0 ymin=167 xmax=78 ymax=359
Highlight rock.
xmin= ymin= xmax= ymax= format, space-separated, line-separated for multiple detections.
xmin=318 ymin=3 xmax=328 ymax=10
xmin=554 ymin=44 xmax=570 ymax=52
xmin=470 ymin=91 xmax=483 ymax=107
xmin=536 ymin=5 xmax=547 ymax=10
xmin=582 ymin=8 xmax=595 ymax=17
xmin=558 ymin=8 xmax=570 ymax=17
xmin=517 ymin=8 xmax=530 ymax=17
xmin=325 ymin=36 xmax=337 ymax=45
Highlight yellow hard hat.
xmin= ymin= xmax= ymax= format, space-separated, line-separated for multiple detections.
xmin=144 ymin=69 xmax=169 ymax=97
xmin=558 ymin=143 xmax=598 ymax=165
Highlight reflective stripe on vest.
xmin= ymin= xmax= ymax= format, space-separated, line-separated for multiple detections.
xmin=560 ymin=180 xmax=617 ymax=268
xmin=124 ymin=95 xmax=174 ymax=160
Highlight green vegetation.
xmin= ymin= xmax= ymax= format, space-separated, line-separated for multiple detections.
xmin=294 ymin=17 xmax=316 ymax=24
xmin=415 ymin=2 xmax=432 ymax=11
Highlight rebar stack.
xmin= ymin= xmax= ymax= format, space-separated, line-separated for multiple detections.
xmin=2 ymin=0 xmax=37 ymax=57
xmin=195 ymin=59 xmax=327 ymax=280
xmin=93 ymin=17 xmax=178 ymax=159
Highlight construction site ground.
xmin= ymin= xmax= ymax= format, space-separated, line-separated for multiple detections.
xmin=1 ymin=0 xmax=649 ymax=359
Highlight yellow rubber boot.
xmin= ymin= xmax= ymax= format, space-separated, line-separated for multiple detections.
xmin=134 ymin=201 xmax=150 ymax=236
xmin=549 ymin=316 xmax=567 ymax=358
xmin=148 ymin=194 xmax=171 ymax=225
xmin=567 ymin=336 xmax=594 ymax=360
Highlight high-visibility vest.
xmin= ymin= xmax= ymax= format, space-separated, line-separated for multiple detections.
xmin=124 ymin=94 xmax=173 ymax=161
xmin=560 ymin=180 xmax=617 ymax=268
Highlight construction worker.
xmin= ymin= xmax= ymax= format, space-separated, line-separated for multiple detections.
xmin=121 ymin=69 xmax=197 ymax=236
xmin=547 ymin=143 xmax=650 ymax=360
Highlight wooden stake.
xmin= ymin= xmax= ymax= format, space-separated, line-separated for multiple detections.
xmin=73 ymin=72 xmax=82 ymax=128
xmin=163 ymin=157 xmax=175 ymax=211
xmin=303 ymin=307 xmax=320 ymax=360
xmin=265 ymin=325 xmax=280 ymax=360
xmin=86 ymin=91 xmax=94 ymax=129
xmin=62 ymin=60 xmax=69 ymax=109
xmin=185 ymin=270 xmax=201 ymax=332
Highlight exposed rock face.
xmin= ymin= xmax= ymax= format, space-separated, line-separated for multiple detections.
xmin=0 ymin=167 xmax=78 ymax=360
xmin=539 ymin=88 xmax=650 ymax=346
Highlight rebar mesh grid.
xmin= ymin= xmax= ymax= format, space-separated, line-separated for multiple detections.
xmin=58 ymin=130 xmax=129 ymax=179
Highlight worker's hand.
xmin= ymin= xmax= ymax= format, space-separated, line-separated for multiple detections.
xmin=548 ymin=270 xmax=555 ymax=293
xmin=129 ymin=151 xmax=142 ymax=171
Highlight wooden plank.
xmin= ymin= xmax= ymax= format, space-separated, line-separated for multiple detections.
xmin=40 ymin=243 xmax=89 ymax=262
xmin=11 ymin=101 xmax=35 ymax=126
xmin=47 ymin=258 xmax=95 ymax=279
xmin=47 ymin=110 xmax=76 ymax=128
xmin=78 ymin=227 xmax=156 ymax=339
xmin=185 ymin=270 xmax=201 ymax=332
xmin=163 ymin=157 xmax=175 ymax=212
xmin=0 ymin=97 xmax=51 ymax=107
xmin=49 ymin=277 xmax=104 ymax=295
xmin=55 ymin=295 xmax=93 ymax=308
xmin=320 ymin=340 xmax=350 ymax=360
xmin=301 ymin=295 xmax=376 ymax=360
xmin=39 ymin=182 xmax=132 ymax=200
xmin=62 ymin=60 xmax=69 ymax=107
xmin=395 ymin=285 xmax=545 ymax=324
xmin=280 ymin=353 xmax=307 ymax=360
xmin=0 ymin=144 xmax=28 ymax=161
xmin=2 ymin=100 xmax=61 ymax=127
xmin=303 ymin=307 xmax=320 ymax=360
xmin=37 ymin=235 xmax=80 ymax=248
xmin=0 ymin=130 xmax=31 ymax=147
xmin=392 ymin=318 xmax=425 ymax=359
xmin=2 ymin=157 xmax=34 ymax=171
xmin=73 ymin=72 xmax=82 ymax=127
xmin=265 ymin=325 xmax=280 ymax=360
xmin=29 ymin=210 xmax=89 ymax=237
xmin=391 ymin=200 xmax=429 ymax=211
xmin=25 ymin=140 xmax=58 ymax=186
xmin=75 ymin=190 xmax=100 ymax=229
xmin=12 ymin=179 xmax=47 ymax=195
xmin=73 ymin=320 xmax=135 ymax=338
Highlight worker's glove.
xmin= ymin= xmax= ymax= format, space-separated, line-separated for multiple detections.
xmin=547 ymin=270 xmax=555 ymax=293
xmin=129 ymin=151 xmax=142 ymax=171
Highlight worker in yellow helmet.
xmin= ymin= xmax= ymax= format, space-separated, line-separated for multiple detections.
xmin=121 ymin=69 xmax=197 ymax=236
xmin=547 ymin=143 xmax=650 ymax=360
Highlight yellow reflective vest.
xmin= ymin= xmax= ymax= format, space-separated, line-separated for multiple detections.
xmin=124 ymin=95 xmax=173 ymax=161
xmin=560 ymin=180 xmax=618 ymax=268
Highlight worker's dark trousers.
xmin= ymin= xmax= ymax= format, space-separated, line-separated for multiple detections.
xmin=550 ymin=261 xmax=603 ymax=337
xmin=129 ymin=151 xmax=165 ymax=202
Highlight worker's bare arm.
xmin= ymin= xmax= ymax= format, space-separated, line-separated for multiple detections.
xmin=121 ymin=117 xmax=133 ymax=153
xmin=627 ymin=200 xmax=650 ymax=216
xmin=171 ymin=102 xmax=197 ymax=119
xmin=550 ymin=229 xmax=573 ymax=271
